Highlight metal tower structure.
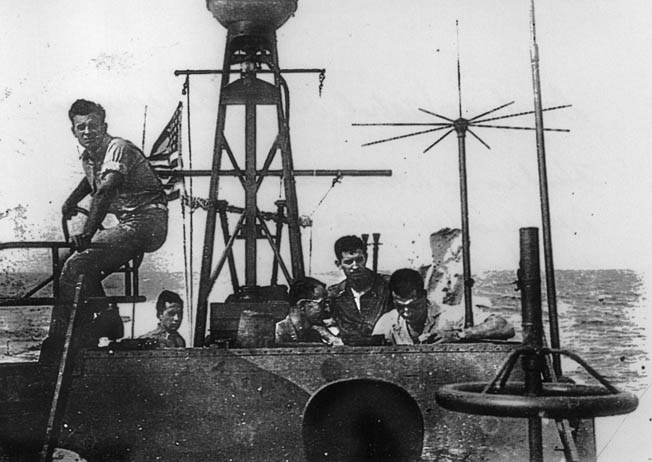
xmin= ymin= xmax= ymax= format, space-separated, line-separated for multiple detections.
xmin=179 ymin=0 xmax=390 ymax=346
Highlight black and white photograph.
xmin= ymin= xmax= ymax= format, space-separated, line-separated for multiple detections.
xmin=0 ymin=1 xmax=650 ymax=460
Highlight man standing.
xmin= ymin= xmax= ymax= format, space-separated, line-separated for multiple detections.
xmin=49 ymin=99 xmax=168 ymax=348
xmin=327 ymin=235 xmax=391 ymax=343
xmin=373 ymin=268 xmax=515 ymax=345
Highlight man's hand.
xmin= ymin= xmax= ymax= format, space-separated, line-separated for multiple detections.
xmin=70 ymin=232 xmax=92 ymax=251
xmin=429 ymin=329 xmax=463 ymax=344
xmin=62 ymin=202 xmax=79 ymax=220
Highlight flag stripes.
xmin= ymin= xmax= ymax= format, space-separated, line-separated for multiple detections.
xmin=148 ymin=102 xmax=183 ymax=201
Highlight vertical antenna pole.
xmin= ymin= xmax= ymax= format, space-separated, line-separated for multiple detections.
xmin=140 ymin=105 xmax=148 ymax=151
xmin=456 ymin=20 xmax=463 ymax=118
xmin=455 ymin=21 xmax=474 ymax=327
xmin=456 ymin=123 xmax=474 ymax=327
xmin=529 ymin=0 xmax=561 ymax=376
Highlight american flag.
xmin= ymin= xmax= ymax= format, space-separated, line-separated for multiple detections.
xmin=148 ymin=102 xmax=182 ymax=201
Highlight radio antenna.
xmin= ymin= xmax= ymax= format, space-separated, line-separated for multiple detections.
xmin=353 ymin=20 xmax=570 ymax=327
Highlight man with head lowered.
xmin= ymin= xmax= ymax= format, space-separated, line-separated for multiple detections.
xmin=327 ymin=235 xmax=391 ymax=343
xmin=275 ymin=277 xmax=343 ymax=345
xmin=48 ymin=99 xmax=168 ymax=350
xmin=373 ymin=268 xmax=514 ymax=345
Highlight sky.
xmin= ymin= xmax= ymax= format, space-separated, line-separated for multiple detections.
xmin=1 ymin=0 xmax=652 ymax=281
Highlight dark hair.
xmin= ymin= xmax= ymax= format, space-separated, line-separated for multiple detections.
xmin=156 ymin=290 xmax=183 ymax=316
xmin=389 ymin=268 xmax=426 ymax=298
xmin=68 ymin=99 xmax=106 ymax=124
xmin=334 ymin=235 xmax=366 ymax=260
xmin=288 ymin=277 xmax=326 ymax=306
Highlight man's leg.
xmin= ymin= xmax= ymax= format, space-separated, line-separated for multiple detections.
xmin=44 ymin=210 xmax=166 ymax=360
xmin=49 ymin=226 xmax=141 ymax=346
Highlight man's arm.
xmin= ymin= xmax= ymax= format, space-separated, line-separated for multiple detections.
xmin=429 ymin=313 xmax=515 ymax=343
xmin=62 ymin=178 xmax=92 ymax=218
xmin=71 ymin=172 xmax=122 ymax=249
xmin=83 ymin=172 xmax=122 ymax=235
xmin=312 ymin=324 xmax=344 ymax=346
xmin=459 ymin=314 xmax=515 ymax=341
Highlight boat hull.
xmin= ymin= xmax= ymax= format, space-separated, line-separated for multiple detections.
xmin=0 ymin=343 xmax=596 ymax=461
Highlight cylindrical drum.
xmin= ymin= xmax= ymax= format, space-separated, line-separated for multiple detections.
xmin=237 ymin=310 xmax=276 ymax=348
xmin=206 ymin=0 xmax=297 ymax=31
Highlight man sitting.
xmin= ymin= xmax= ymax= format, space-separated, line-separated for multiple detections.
xmin=49 ymin=99 xmax=168 ymax=350
xmin=372 ymin=268 xmax=514 ymax=345
xmin=327 ymin=235 xmax=391 ymax=344
xmin=276 ymin=277 xmax=343 ymax=345
xmin=139 ymin=290 xmax=186 ymax=348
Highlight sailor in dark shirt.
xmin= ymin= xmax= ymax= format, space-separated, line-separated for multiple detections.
xmin=326 ymin=235 xmax=391 ymax=343
xmin=140 ymin=290 xmax=186 ymax=348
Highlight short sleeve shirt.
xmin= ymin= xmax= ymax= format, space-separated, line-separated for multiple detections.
xmin=82 ymin=135 xmax=166 ymax=217
xmin=372 ymin=302 xmax=468 ymax=345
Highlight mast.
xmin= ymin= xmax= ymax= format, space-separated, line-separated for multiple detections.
xmin=529 ymin=0 xmax=562 ymax=376
xmin=189 ymin=0 xmax=391 ymax=346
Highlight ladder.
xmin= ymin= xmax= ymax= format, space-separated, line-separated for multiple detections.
xmin=39 ymin=276 xmax=146 ymax=462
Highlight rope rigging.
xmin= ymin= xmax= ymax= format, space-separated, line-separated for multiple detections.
xmin=171 ymin=60 xmax=335 ymax=284
xmin=305 ymin=171 xmax=343 ymax=275
xmin=180 ymin=74 xmax=195 ymax=337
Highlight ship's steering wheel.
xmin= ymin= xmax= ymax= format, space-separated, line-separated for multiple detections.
xmin=61 ymin=206 xmax=104 ymax=243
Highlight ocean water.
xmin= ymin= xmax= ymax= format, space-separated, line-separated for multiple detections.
xmin=474 ymin=269 xmax=650 ymax=394
xmin=1 ymin=268 xmax=648 ymax=395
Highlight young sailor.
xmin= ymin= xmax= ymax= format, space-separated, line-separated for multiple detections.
xmin=373 ymin=268 xmax=515 ymax=345
xmin=48 ymin=99 xmax=168 ymax=350
xmin=140 ymin=290 xmax=186 ymax=348
xmin=327 ymin=235 xmax=392 ymax=344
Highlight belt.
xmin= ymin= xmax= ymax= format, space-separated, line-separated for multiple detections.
xmin=140 ymin=203 xmax=168 ymax=212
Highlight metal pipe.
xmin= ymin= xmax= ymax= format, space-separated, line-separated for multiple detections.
xmin=194 ymin=30 xmax=232 ymax=347
xmin=255 ymin=137 xmax=282 ymax=190
xmin=256 ymin=211 xmax=293 ymax=284
xmin=372 ymin=233 xmax=380 ymax=274
xmin=173 ymin=169 xmax=393 ymax=177
xmin=273 ymin=37 xmax=305 ymax=280
xmin=527 ymin=417 xmax=544 ymax=462
xmin=520 ymin=227 xmax=543 ymax=352
xmin=271 ymin=200 xmax=286 ymax=285
xmin=174 ymin=68 xmax=325 ymax=76
xmin=244 ymin=102 xmax=258 ymax=287
xmin=217 ymin=200 xmax=240 ymax=293
xmin=209 ymin=214 xmax=247 ymax=287
xmin=529 ymin=0 xmax=562 ymax=377
xmin=454 ymin=120 xmax=474 ymax=328
xmin=519 ymin=227 xmax=544 ymax=462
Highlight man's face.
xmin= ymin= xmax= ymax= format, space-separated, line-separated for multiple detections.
xmin=336 ymin=249 xmax=369 ymax=282
xmin=299 ymin=285 xmax=326 ymax=325
xmin=159 ymin=302 xmax=183 ymax=333
xmin=393 ymin=289 xmax=428 ymax=325
xmin=71 ymin=112 xmax=107 ymax=151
